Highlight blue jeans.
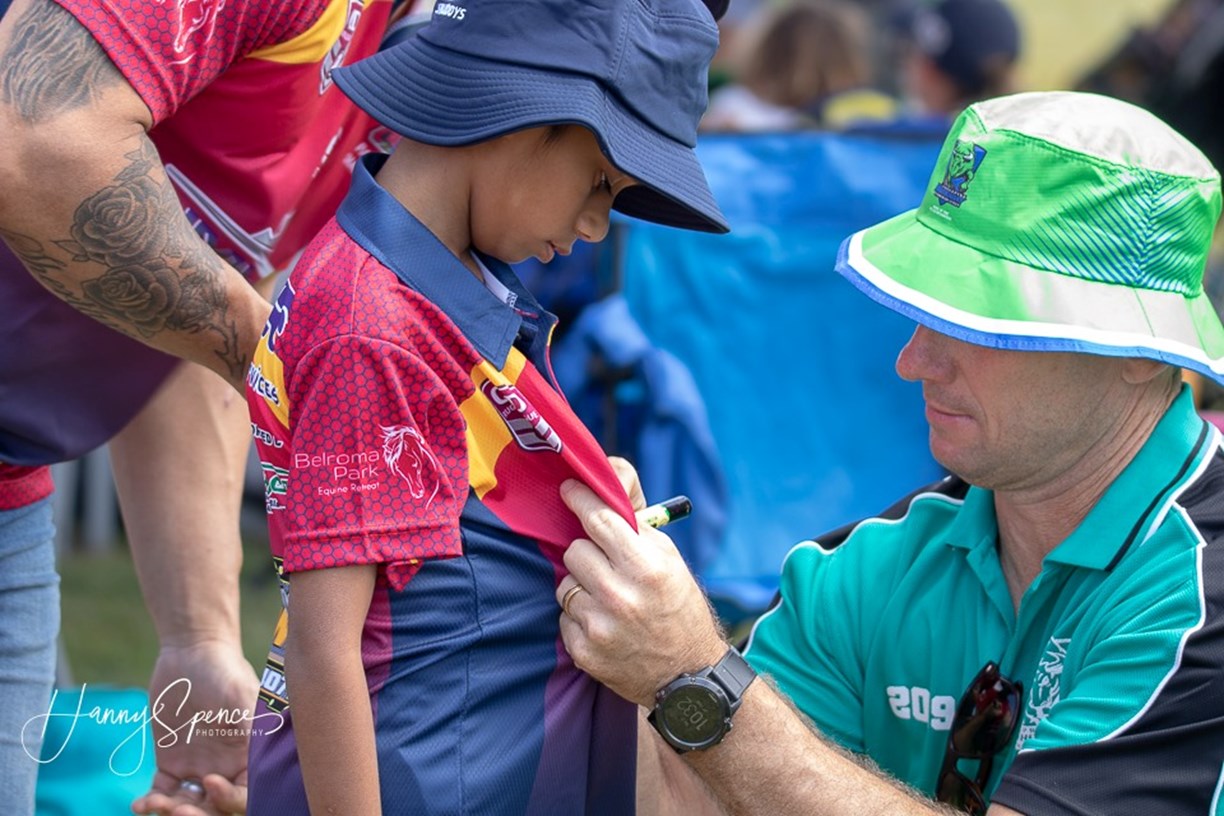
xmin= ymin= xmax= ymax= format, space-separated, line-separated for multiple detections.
xmin=0 ymin=498 xmax=59 ymax=815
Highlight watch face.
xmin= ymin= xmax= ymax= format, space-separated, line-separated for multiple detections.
xmin=659 ymin=681 xmax=728 ymax=746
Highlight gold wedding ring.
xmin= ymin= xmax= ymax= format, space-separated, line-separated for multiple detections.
xmin=561 ymin=583 xmax=586 ymax=617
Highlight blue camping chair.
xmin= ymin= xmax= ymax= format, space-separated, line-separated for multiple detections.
xmin=619 ymin=130 xmax=948 ymax=620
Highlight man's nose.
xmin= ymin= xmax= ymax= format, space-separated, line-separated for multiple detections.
xmin=895 ymin=324 xmax=947 ymax=382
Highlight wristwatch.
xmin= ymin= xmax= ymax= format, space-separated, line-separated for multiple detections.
xmin=648 ymin=647 xmax=757 ymax=753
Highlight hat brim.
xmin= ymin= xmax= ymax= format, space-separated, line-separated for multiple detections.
xmin=836 ymin=211 xmax=1224 ymax=385
xmin=334 ymin=39 xmax=728 ymax=234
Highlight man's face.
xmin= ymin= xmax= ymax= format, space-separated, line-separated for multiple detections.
xmin=895 ymin=325 xmax=1131 ymax=490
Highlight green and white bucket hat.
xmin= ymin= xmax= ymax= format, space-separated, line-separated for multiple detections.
xmin=836 ymin=91 xmax=1224 ymax=384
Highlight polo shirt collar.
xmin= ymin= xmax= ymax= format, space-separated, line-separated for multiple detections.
xmin=336 ymin=153 xmax=555 ymax=369
xmin=1050 ymin=385 xmax=1210 ymax=571
xmin=945 ymin=486 xmax=998 ymax=556
xmin=945 ymin=386 xmax=1211 ymax=572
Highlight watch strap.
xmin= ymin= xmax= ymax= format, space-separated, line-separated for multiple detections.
xmin=708 ymin=648 xmax=756 ymax=712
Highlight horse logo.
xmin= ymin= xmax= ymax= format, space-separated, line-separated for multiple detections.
xmin=158 ymin=0 xmax=226 ymax=63
xmin=933 ymin=140 xmax=987 ymax=208
xmin=381 ymin=424 xmax=440 ymax=506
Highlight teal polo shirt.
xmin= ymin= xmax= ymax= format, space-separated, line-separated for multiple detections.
xmin=744 ymin=387 xmax=1224 ymax=814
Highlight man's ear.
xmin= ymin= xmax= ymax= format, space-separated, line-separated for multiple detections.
xmin=1120 ymin=358 xmax=1175 ymax=385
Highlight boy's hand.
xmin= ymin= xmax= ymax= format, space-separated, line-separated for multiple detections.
xmin=131 ymin=772 xmax=246 ymax=815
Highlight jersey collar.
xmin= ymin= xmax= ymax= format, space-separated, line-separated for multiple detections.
xmin=336 ymin=154 xmax=555 ymax=369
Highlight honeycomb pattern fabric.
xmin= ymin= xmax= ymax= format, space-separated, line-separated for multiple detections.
xmin=248 ymin=219 xmax=472 ymax=590
xmin=53 ymin=0 xmax=395 ymax=280
xmin=54 ymin=0 xmax=329 ymax=121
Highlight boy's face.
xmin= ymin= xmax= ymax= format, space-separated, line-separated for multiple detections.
xmin=470 ymin=125 xmax=636 ymax=264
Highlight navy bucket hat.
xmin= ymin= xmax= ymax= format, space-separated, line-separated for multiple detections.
xmin=333 ymin=0 xmax=729 ymax=234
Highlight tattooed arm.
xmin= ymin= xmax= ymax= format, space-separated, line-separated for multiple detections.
xmin=0 ymin=0 xmax=269 ymax=389
xmin=0 ymin=4 xmax=269 ymax=816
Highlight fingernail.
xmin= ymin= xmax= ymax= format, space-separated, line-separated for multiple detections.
xmin=560 ymin=479 xmax=577 ymax=496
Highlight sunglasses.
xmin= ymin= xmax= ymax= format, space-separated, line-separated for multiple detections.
xmin=935 ymin=661 xmax=1023 ymax=815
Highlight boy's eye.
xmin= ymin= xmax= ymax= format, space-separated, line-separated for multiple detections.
xmin=598 ymin=172 xmax=612 ymax=194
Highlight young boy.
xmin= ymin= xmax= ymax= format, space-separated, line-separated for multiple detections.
xmin=244 ymin=0 xmax=728 ymax=813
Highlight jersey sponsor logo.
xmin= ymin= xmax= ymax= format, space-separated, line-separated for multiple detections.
xmin=481 ymin=381 xmax=563 ymax=453
xmin=320 ymin=0 xmax=364 ymax=93
xmin=1016 ymin=637 xmax=1070 ymax=749
xmin=434 ymin=2 xmax=467 ymax=20
xmin=261 ymin=462 xmax=289 ymax=513
xmin=258 ymin=608 xmax=290 ymax=712
xmin=885 ymin=684 xmax=957 ymax=731
xmin=293 ymin=426 xmax=441 ymax=502
xmin=933 ymin=139 xmax=987 ymax=209
xmin=343 ymin=125 xmax=399 ymax=171
xmin=264 ymin=280 xmax=295 ymax=355
xmin=380 ymin=424 xmax=440 ymax=506
xmin=294 ymin=447 xmax=382 ymax=494
xmin=157 ymin=0 xmax=226 ymax=64
xmin=247 ymin=362 xmax=280 ymax=405
xmin=251 ymin=423 xmax=284 ymax=449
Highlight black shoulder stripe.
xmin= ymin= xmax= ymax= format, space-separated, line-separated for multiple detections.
xmin=1105 ymin=422 xmax=1210 ymax=571
xmin=1174 ymin=443 xmax=1224 ymax=545
xmin=747 ymin=476 xmax=964 ymax=626
xmin=811 ymin=474 xmax=966 ymax=552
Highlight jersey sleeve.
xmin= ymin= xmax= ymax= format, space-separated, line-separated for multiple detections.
xmin=52 ymin=0 xmax=328 ymax=122
xmin=742 ymin=526 xmax=909 ymax=753
xmin=992 ymin=564 xmax=1224 ymax=814
xmin=282 ymin=333 xmax=468 ymax=591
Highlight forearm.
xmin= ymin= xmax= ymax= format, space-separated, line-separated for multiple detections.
xmin=0 ymin=0 xmax=268 ymax=389
xmin=113 ymin=361 xmax=251 ymax=648
xmin=287 ymin=640 xmax=382 ymax=815
xmin=682 ymin=679 xmax=958 ymax=816
xmin=637 ymin=708 xmax=726 ymax=816
xmin=286 ymin=565 xmax=381 ymax=814
xmin=558 ymin=479 xmax=964 ymax=816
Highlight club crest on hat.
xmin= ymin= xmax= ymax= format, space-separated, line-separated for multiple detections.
xmin=933 ymin=140 xmax=987 ymax=207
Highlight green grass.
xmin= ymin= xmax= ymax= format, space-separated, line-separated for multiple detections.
xmin=58 ymin=535 xmax=283 ymax=687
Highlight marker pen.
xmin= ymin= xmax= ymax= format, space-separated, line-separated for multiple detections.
xmin=637 ymin=495 xmax=693 ymax=529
